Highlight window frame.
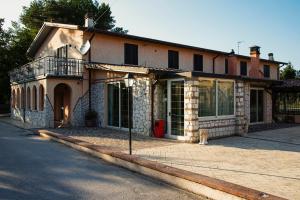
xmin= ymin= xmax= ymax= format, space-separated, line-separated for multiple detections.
xmin=198 ymin=78 xmax=236 ymax=120
xmin=124 ymin=43 xmax=138 ymax=65
xmin=240 ymin=61 xmax=247 ymax=76
xmin=263 ymin=65 xmax=270 ymax=78
xmin=168 ymin=50 xmax=179 ymax=69
xmin=193 ymin=54 xmax=203 ymax=71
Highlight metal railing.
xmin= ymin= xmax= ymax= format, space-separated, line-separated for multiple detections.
xmin=10 ymin=56 xmax=84 ymax=83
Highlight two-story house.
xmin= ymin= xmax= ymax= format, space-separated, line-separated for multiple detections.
xmin=9 ymin=16 xmax=286 ymax=142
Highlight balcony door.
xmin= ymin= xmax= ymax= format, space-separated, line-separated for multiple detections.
xmin=250 ymin=89 xmax=264 ymax=123
xmin=167 ymin=80 xmax=185 ymax=138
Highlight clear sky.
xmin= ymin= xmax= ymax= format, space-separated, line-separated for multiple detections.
xmin=1 ymin=0 xmax=299 ymax=69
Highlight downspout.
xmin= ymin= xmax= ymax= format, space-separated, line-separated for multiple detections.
xmin=87 ymin=33 xmax=96 ymax=111
xmin=150 ymin=74 xmax=158 ymax=137
xmin=212 ymin=54 xmax=221 ymax=74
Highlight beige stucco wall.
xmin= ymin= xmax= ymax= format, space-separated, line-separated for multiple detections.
xmin=88 ymin=33 xmax=227 ymax=73
xmin=35 ymin=28 xmax=84 ymax=60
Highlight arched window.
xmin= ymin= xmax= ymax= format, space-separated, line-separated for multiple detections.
xmin=17 ymin=88 xmax=20 ymax=108
xmin=32 ymin=86 xmax=37 ymax=110
xmin=27 ymin=87 xmax=31 ymax=110
xmin=12 ymin=90 xmax=16 ymax=108
xmin=21 ymin=87 xmax=25 ymax=109
xmin=39 ymin=85 xmax=44 ymax=111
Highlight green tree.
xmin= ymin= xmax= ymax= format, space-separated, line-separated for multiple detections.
xmin=280 ymin=62 xmax=296 ymax=80
xmin=20 ymin=0 xmax=128 ymax=34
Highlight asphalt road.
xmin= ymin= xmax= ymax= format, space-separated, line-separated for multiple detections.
xmin=0 ymin=121 xmax=202 ymax=200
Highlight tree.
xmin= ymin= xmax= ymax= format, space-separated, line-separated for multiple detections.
xmin=280 ymin=62 xmax=296 ymax=80
xmin=20 ymin=0 xmax=128 ymax=35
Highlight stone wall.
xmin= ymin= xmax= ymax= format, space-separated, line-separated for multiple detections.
xmin=132 ymin=78 xmax=152 ymax=136
xmin=91 ymin=82 xmax=105 ymax=127
xmin=264 ymin=90 xmax=273 ymax=123
xmin=184 ymin=80 xmax=199 ymax=142
xmin=199 ymin=118 xmax=236 ymax=138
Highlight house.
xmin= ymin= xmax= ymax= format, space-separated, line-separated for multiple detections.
xmin=9 ymin=16 xmax=287 ymax=142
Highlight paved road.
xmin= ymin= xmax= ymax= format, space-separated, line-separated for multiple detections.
xmin=0 ymin=121 xmax=201 ymax=200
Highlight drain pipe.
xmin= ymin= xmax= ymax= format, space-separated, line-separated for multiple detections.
xmin=87 ymin=33 xmax=96 ymax=112
xmin=150 ymin=74 xmax=158 ymax=137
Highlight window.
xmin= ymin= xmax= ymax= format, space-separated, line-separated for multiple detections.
xmin=240 ymin=61 xmax=247 ymax=76
xmin=32 ymin=86 xmax=37 ymax=110
xmin=199 ymin=79 xmax=235 ymax=117
xmin=124 ymin=43 xmax=138 ymax=65
xmin=225 ymin=59 xmax=229 ymax=74
xmin=168 ymin=50 xmax=179 ymax=69
xmin=193 ymin=54 xmax=203 ymax=71
xmin=39 ymin=85 xmax=44 ymax=111
xmin=56 ymin=45 xmax=68 ymax=58
xmin=27 ymin=87 xmax=31 ymax=110
xmin=218 ymin=81 xmax=234 ymax=115
xmin=264 ymin=65 xmax=270 ymax=78
xmin=199 ymin=80 xmax=216 ymax=117
xmin=107 ymin=82 xmax=132 ymax=128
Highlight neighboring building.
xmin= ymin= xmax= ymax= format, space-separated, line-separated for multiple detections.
xmin=9 ymin=17 xmax=287 ymax=142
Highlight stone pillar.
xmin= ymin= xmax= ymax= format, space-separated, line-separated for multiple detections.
xmin=235 ymin=81 xmax=249 ymax=136
xmin=184 ymin=79 xmax=199 ymax=143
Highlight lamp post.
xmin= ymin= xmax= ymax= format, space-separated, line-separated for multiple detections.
xmin=124 ymin=73 xmax=134 ymax=155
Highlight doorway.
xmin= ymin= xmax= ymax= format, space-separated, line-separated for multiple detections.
xmin=167 ymin=80 xmax=185 ymax=138
xmin=250 ymin=89 xmax=264 ymax=123
xmin=54 ymin=83 xmax=71 ymax=127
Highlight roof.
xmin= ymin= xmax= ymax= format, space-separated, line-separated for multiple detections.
xmin=27 ymin=22 xmax=287 ymax=65
xmin=273 ymin=79 xmax=300 ymax=90
xmin=86 ymin=62 xmax=282 ymax=84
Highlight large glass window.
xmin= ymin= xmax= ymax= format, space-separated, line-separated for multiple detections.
xmin=107 ymin=82 xmax=132 ymax=128
xmin=199 ymin=80 xmax=216 ymax=117
xmin=199 ymin=79 xmax=235 ymax=117
xmin=218 ymin=81 xmax=234 ymax=116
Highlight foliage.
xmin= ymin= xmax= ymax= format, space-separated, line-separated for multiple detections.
xmin=280 ymin=62 xmax=296 ymax=80
xmin=0 ymin=0 xmax=128 ymax=105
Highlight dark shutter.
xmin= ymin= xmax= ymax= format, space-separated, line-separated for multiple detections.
xmin=264 ymin=65 xmax=270 ymax=78
xmin=225 ymin=59 xmax=228 ymax=74
xmin=124 ymin=43 xmax=138 ymax=65
xmin=193 ymin=54 xmax=203 ymax=71
xmin=168 ymin=50 xmax=179 ymax=69
xmin=240 ymin=61 xmax=247 ymax=76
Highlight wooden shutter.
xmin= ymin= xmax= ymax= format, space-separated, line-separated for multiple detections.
xmin=240 ymin=61 xmax=247 ymax=76
xmin=193 ymin=54 xmax=203 ymax=71
xmin=168 ymin=50 xmax=179 ymax=69
xmin=124 ymin=43 xmax=138 ymax=65
xmin=264 ymin=65 xmax=270 ymax=78
xmin=225 ymin=59 xmax=228 ymax=74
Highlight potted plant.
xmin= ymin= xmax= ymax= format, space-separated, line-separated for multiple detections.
xmin=85 ymin=110 xmax=98 ymax=127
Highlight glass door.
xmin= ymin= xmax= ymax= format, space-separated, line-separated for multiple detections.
xmin=250 ymin=89 xmax=264 ymax=123
xmin=167 ymin=80 xmax=184 ymax=137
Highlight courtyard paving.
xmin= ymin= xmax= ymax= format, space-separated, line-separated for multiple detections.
xmin=1 ymin=117 xmax=299 ymax=199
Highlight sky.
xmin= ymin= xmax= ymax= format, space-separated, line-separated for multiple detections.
xmin=1 ymin=0 xmax=299 ymax=69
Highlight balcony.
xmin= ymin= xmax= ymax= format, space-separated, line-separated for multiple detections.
xmin=10 ymin=56 xmax=84 ymax=83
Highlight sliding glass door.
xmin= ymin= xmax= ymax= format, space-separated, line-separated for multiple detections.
xmin=108 ymin=82 xmax=132 ymax=128
xmin=250 ymin=89 xmax=264 ymax=123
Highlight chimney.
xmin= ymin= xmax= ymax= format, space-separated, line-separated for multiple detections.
xmin=249 ymin=45 xmax=262 ymax=78
xmin=84 ymin=13 xmax=94 ymax=28
xmin=268 ymin=53 xmax=274 ymax=61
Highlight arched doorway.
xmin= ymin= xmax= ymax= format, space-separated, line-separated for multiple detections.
xmin=54 ymin=83 xmax=71 ymax=127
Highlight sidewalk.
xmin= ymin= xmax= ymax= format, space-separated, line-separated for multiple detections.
xmin=1 ymin=117 xmax=297 ymax=199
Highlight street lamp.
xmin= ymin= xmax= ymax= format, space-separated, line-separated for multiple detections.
xmin=124 ymin=73 xmax=134 ymax=155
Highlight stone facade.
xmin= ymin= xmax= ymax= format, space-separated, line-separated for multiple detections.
xmin=132 ymin=78 xmax=152 ymax=136
xmin=91 ymin=82 xmax=105 ymax=127
xmin=184 ymin=80 xmax=199 ymax=142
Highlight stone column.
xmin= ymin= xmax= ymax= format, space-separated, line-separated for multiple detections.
xmin=235 ymin=81 xmax=248 ymax=136
xmin=184 ymin=79 xmax=199 ymax=143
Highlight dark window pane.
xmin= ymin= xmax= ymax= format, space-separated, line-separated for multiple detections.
xmin=168 ymin=50 xmax=179 ymax=69
xmin=225 ymin=59 xmax=229 ymax=74
xmin=240 ymin=61 xmax=247 ymax=76
xmin=218 ymin=81 xmax=234 ymax=116
xmin=193 ymin=54 xmax=203 ymax=71
xmin=264 ymin=65 xmax=270 ymax=78
xmin=124 ymin=43 xmax=138 ymax=65
xmin=108 ymin=83 xmax=120 ymax=127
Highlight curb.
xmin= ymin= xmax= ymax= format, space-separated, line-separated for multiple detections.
xmin=34 ymin=129 xmax=286 ymax=200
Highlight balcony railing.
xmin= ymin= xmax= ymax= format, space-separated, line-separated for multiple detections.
xmin=10 ymin=56 xmax=84 ymax=83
